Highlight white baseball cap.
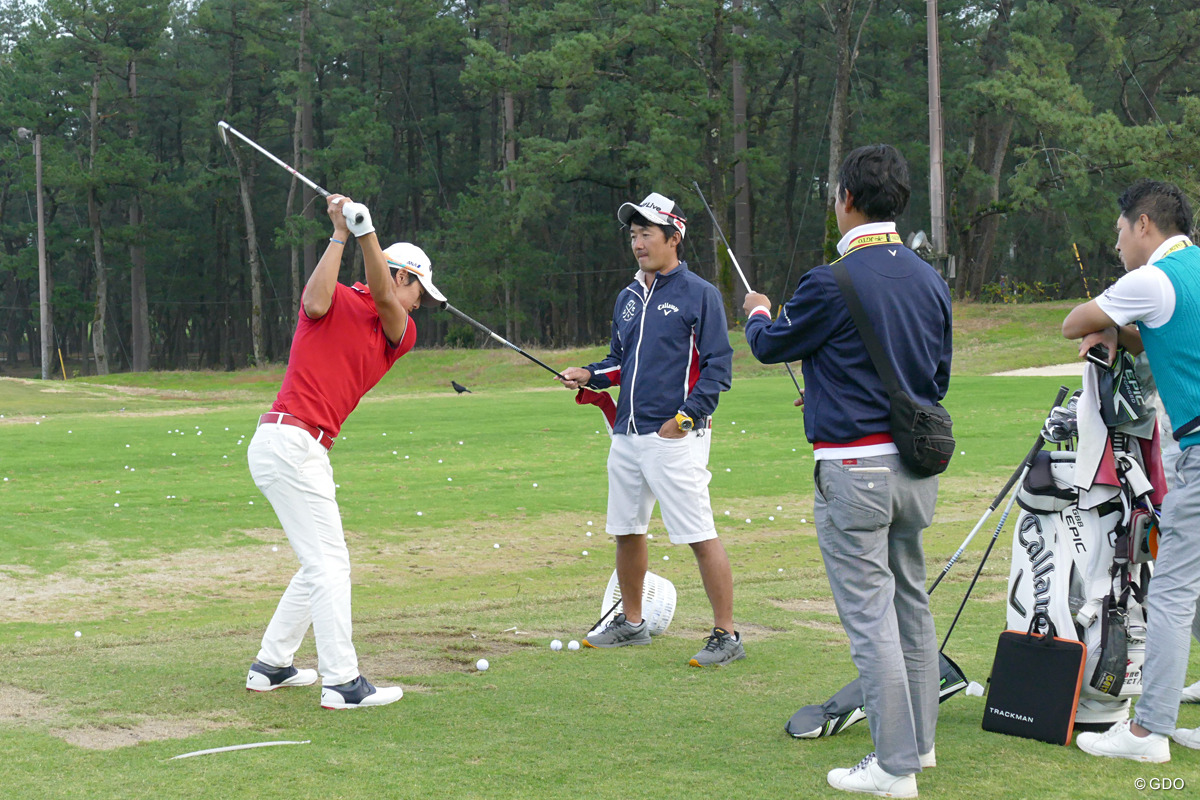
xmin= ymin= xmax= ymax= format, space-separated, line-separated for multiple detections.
xmin=617 ymin=192 xmax=687 ymax=239
xmin=383 ymin=242 xmax=446 ymax=308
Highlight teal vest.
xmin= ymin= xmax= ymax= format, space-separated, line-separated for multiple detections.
xmin=1138 ymin=245 xmax=1200 ymax=449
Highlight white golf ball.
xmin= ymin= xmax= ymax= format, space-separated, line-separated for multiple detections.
xmin=114 ymin=503 xmax=120 ymax=508
xmin=438 ymin=459 xmax=443 ymax=463
xmin=725 ymin=468 xmax=731 ymax=472
xmin=74 ymin=631 xmax=81 ymax=638
xmin=663 ymin=555 xmax=669 ymax=561
xmin=586 ymin=532 xmax=592 ymax=537
xmin=745 ymin=518 xmax=752 ymax=524
xmin=476 ymin=659 xmax=489 ymax=671
xmin=587 ymin=521 xmax=593 ymax=526
xmin=533 ymin=483 xmax=538 ymax=488
xmin=271 ymin=546 xmax=278 ymax=552
xmin=550 ymin=639 xmax=563 ymax=651
xmin=647 ymin=534 xmax=653 ymax=540
xmin=769 ymin=516 xmax=775 ymax=521
xmin=448 ymin=477 xmax=453 ymax=481
xmin=778 ymin=568 xmax=784 ymax=573
xmin=459 ymin=441 xmax=464 ymax=445
xmin=724 ymin=510 xmax=730 ymax=515
xmin=493 ymin=543 xmax=500 ymax=549
xmin=115 ymin=490 xmax=120 ymax=495
xmin=777 ymin=506 xmax=783 ymax=511
xmin=582 ymin=550 xmax=589 ymax=556
xmin=801 ymin=518 xmax=807 ymax=523
xmin=567 ymin=640 xmax=580 ymax=651
xmin=417 ymin=511 xmax=423 ymax=516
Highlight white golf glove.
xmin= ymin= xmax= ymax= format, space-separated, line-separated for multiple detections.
xmin=342 ymin=202 xmax=375 ymax=238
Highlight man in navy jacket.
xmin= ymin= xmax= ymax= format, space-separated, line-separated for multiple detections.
xmin=743 ymin=145 xmax=951 ymax=798
xmin=560 ymin=192 xmax=743 ymax=668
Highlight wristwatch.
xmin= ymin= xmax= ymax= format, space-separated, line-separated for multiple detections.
xmin=675 ymin=411 xmax=694 ymax=432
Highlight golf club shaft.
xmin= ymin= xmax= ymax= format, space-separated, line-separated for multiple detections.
xmin=589 ymin=597 xmax=623 ymax=635
xmin=692 ymin=181 xmax=752 ymax=294
xmin=926 ymin=386 xmax=1069 ymax=593
xmin=691 ymin=181 xmax=802 ymax=395
xmin=936 ymin=384 xmax=1069 ymax=649
xmin=217 ymin=121 xmax=329 ymax=198
xmin=443 ymin=303 xmax=566 ymax=380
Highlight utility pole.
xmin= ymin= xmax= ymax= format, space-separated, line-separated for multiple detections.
xmin=18 ymin=128 xmax=51 ymax=379
xmin=927 ymin=0 xmax=952 ymax=281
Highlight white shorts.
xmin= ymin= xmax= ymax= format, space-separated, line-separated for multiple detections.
xmin=606 ymin=430 xmax=718 ymax=545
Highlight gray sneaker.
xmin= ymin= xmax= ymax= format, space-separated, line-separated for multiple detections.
xmin=689 ymin=627 xmax=745 ymax=667
xmin=583 ymin=613 xmax=651 ymax=648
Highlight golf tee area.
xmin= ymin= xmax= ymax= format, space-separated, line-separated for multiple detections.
xmin=0 ymin=304 xmax=1195 ymax=799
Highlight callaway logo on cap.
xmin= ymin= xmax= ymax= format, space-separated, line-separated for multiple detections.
xmin=617 ymin=192 xmax=687 ymax=240
xmin=382 ymin=242 xmax=446 ymax=308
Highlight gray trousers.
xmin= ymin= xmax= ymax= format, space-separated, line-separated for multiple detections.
xmin=814 ymin=454 xmax=939 ymax=776
xmin=1159 ymin=445 xmax=1200 ymax=657
xmin=1135 ymin=445 xmax=1200 ymax=734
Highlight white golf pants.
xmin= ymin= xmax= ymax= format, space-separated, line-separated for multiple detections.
xmin=247 ymin=422 xmax=358 ymax=686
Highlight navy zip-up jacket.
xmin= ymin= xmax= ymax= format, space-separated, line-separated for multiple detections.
xmin=745 ymin=241 xmax=951 ymax=444
xmin=584 ymin=262 xmax=733 ymax=434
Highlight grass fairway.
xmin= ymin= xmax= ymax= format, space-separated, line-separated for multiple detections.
xmin=1 ymin=317 xmax=1197 ymax=799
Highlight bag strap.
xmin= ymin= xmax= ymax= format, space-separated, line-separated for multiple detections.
xmin=1028 ymin=610 xmax=1058 ymax=641
xmin=831 ymin=263 xmax=902 ymax=396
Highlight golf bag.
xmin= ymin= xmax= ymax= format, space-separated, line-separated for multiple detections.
xmin=1005 ymin=357 xmax=1162 ymax=727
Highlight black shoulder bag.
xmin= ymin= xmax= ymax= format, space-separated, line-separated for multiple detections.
xmin=831 ymin=263 xmax=954 ymax=477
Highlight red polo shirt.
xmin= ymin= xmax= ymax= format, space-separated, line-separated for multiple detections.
xmin=271 ymin=282 xmax=416 ymax=438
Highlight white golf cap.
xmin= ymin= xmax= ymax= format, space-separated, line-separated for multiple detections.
xmin=617 ymin=192 xmax=687 ymax=239
xmin=382 ymin=242 xmax=446 ymax=308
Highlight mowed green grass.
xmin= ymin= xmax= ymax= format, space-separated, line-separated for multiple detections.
xmin=1 ymin=306 xmax=1196 ymax=800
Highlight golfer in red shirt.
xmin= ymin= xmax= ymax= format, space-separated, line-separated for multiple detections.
xmin=245 ymin=194 xmax=444 ymax=709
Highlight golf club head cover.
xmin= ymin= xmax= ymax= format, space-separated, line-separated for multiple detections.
xmin=342 ymin=202 xmax=374 ymax=237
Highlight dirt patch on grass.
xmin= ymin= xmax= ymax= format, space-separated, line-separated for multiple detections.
xmin=358 ymin=627 xmax=537 ymax=677
xmin=0 ymin=536 xmax=297 ymax=624
xmin=768 ymin=597 xmax=840 ymax=616
xmin=52 ymin=714 xmax=243 ymax=751
xmin=0 ymin=685 xmax=55 ymax=722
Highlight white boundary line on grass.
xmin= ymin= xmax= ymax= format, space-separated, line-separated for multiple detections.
xmin=169 ymin=740 xmax=311 ymax=760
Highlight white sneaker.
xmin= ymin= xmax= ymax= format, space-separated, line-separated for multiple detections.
xmin=1076 ymin=719 xmax=1170 ymax=763
xmin=245 ymin=661 xmax=319 ymax=692
xmin=1173 ymin=728 xmax=1200 ymax=750
xmin=320 ymin=675 xmax=404 ymax=709
xmin=1181 ymin=680 xmax=1200 ymax=703
xmin=827 ymin=752 xmax=918 ymax=798
xmin=918 ymin=746 xmax=935 ymax=769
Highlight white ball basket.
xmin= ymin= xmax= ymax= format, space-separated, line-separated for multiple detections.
xmin=591 ymin=569 xmax=677 ymax=636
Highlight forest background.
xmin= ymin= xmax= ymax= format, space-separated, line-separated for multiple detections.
xmin=1 ymin=0 xmax=1198 ymax=374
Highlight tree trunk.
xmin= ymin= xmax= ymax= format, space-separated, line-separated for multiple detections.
xmin=731 ymin=0 xmax=751 ymax=307
xmin=300 ymin=0 xmax=316 ymax=282
xmin=128 ymin=59 xmax=150 ymax=371
xmin=958 ymin=115 xmax=1014 ymax=299
xmin=229 ymin=143 xmax=266 ymax=367
xmin=88 ymin=69 xmax=109 ymax=375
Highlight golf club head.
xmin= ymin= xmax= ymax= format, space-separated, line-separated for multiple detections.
xmin=217 ymin=120 xmax=230 ymax=146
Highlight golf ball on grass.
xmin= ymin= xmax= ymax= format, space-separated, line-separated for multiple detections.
xmin=567 ymin=640 xmax=580 ymax=651
xmin=74 ymin=631 xmax=81 ymax=638
xmin=550 ymin=639 xmax=563 ymax=651
xmin=476 ymin=659 xmax=489 ymax=671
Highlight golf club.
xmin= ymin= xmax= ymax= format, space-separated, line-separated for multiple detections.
xmin=216 ymin=120 xmax=363 ymax=225
xmin=926 ymin=386 xmax=1070 ymax=594
xmin=938 ymin=385 xmax=1071 ymax=650
xmin=691 ymin=181 xmax=803 ymax=396
xmin=441 ymin=302 xmax=566 ymax=381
